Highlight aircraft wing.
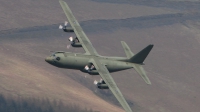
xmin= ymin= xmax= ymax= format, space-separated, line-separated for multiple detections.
xmin=59 ymin=0 xmax=98 ymax=55
xmin=91 ymin=58 xmax=133 ymax=112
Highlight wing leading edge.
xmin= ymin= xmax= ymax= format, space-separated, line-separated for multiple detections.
xmin=59 ymin=0 xmax=98 ymax=55
xmin=91 ymin=58 xmax=133 ymax=112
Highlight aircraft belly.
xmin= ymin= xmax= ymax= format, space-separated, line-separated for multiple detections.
xmin=102 ymin=59 xmax=132 ymax=72
xmin=59 ymin=55 xmax=132 ymax=72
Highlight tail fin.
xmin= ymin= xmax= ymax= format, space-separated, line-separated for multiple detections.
xmin=130 ymin=45 xmax=153 ymax=64
xmin=121 ymin=41 xmax=134 ymax=58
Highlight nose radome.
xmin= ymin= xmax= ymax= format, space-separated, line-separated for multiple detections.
xmin=45 ymin=57 xmax=51 ymax=62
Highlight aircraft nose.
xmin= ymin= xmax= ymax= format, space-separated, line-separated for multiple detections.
xmin=45 ymin=57 xmax=52 ymax=63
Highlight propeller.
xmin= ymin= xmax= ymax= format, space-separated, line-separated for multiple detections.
xmin=59 ymin=21 xmax=68 ymax=29
xmin=84 ymin=65 xmax=89 ymax=71
xmin=94 ymin=80 xmax=98 ymax=85
xmin=59 ymin=25 xmax=63 ymax=29
xmin=66 ymin=36 xmax=74 ymax=49
xmin=90 ymin=65 xmax=95 ymax=70
xmin=68 ymin=36 xmax=73 ymax=42
xmin=94 ymin=82 xmax=98 ymax=92
xmin=64 ymin=21 xmax=68 ymax=26
xmin=67 ymin=44 xmax=71 ymax=49
xmin=100 ymin=79 xmax=103 ymax=83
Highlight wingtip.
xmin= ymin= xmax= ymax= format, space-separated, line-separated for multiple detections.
xmin=146 ymin=44 xmax=154 ymax=51
xmin=146 ymin=80 xmax=152 ymax=85
xmin=120 ymin=41 xmax=125 ymax=45
xmin=147 ymin=82 xmax=152 ymax=85
xmin=59 ymin=0 xmax=64 ymax=3
xmin=149 ymin=44 xmax=154 ymax=47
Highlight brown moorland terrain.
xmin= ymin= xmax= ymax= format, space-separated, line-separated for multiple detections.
xmin=0 ymin=0 xmax=200 ymax=112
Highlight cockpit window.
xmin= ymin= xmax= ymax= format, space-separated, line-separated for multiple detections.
xmin=56 ymin=57 xmax=60 ymax=61
xmin=50 ymin=52 xmax=56 ymax=57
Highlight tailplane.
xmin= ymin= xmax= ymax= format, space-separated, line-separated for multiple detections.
xmin=132 ymin=64 xmax=151 ymax=84
xmin=121 ymin=41 xmax=153 ymax=85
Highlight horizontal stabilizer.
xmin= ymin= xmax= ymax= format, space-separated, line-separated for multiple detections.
xmin=133 ymin=64 xmax=151 ymax=84
xmin=130 ymin=45 xmax=153 ymax=64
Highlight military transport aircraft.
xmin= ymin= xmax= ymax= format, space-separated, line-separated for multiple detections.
xmin=45 ymin=1 xmax=153 ymax=112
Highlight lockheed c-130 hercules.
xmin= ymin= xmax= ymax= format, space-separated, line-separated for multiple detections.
xmin=45 ymin=1 xmax=153 ymax=112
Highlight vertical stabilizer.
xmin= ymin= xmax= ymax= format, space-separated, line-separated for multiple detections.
xmin=121 ymin=41 xmax=153 ymax=84
xmin=130 ymin=45 xmax=153 ymax=64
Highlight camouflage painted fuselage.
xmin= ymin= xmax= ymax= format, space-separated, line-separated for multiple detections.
xmin=45 ymin=52 xmax=133 ymax=75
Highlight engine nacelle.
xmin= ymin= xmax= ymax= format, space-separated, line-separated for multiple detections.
xmin=88 ymin=70 xmax=99 ymax=75
xmin=97 ymin=84 xmax=109 ymax=89
xmin=81 ymin=64 xmax=98 ymax=75
xmin=94 ymin=79 xmax=109 ymax=89
xmin=69 ymin=37 xmax=82 ymax=47
xmin=80 ymin=69 xmax=99 ymax=75
xmin=63 ymin=27 xmax=74 ymax=32
xmin=59 ymin=21 xmax=74 ymax=32
xmin=71 ymin=42 xmax=82 ymax=47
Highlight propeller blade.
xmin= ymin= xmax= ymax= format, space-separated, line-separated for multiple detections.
xmin=94 ymin=80 xmax=98 ymax=85
xmin=100 ymin=79 xmax=103 ymax=83
xmin=59 ymin=25 xmax=63 ymax=29
xmin=90 ymin=65 xmax=95 ymax=70
xmin=69 ymin=36 xmax=73 ymax=42
xmin=84 ymin=65 xmax=89 ymax=71
xmin=67 ymin=44 xmax=71 ymax=49
xmin=64 ymin=21 xmax=68 ymax=26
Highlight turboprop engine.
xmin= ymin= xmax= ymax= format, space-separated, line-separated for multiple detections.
xmin=94 ymin=79 xmax=109 ymax=89
xmin=59 ymin=21 xmax=74 ymax=32
xmin=68 ymin=36 xmax=82 ymax=47
xmin=81 ymin=64 xmax=99 ymax=75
